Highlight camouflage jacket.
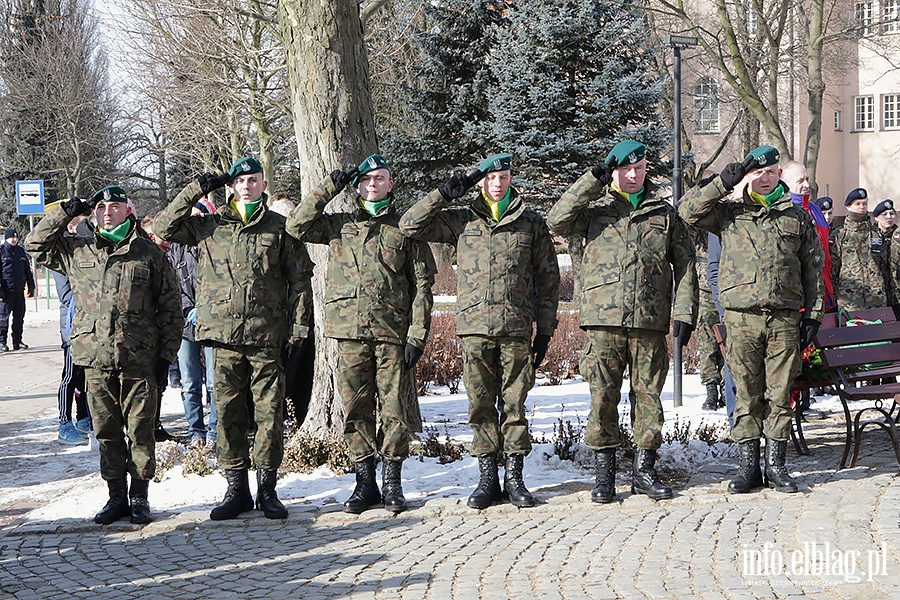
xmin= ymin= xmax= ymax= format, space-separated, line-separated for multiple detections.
xmin=871 ymin=224 xmax=896 ymax=305
xmin=548 ymin=171 xmax=698 ymax=332
xmin=25 ymin=206 xmax=182 ymax=375
xmin=828 ymin=214 xmax=887 ymax=311
xmin=399 ymin=187 xmax=559 ymax=338
xmin=679 ymin=177 xmax=825 ymax=322
xmin=153 ymin=180 xmax=313 ymax=348
xmin=286 ymin=176 xmax=435 ymax=348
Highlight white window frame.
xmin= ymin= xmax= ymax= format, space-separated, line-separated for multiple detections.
xmin=693 ymin=77 xmax=720 ymax=134
xmin=854 ymin=95 xmax=875 ymax=131
xmin=855 ymin=1 xmax=874 ymax=37
xmin=834 ymin=110 xmax=842 ymax=131
xmin=884 ymin=0 xmax=900 ymax=34
xmin=884 ymin=94 xmax=900 ymax=130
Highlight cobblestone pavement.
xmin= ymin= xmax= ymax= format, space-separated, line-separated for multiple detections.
xmin=2 ymin=322 xmax=900 ymax=598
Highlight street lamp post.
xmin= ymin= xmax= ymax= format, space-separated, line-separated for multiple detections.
xmin=665 ymin=33 xmax=698 ymax=409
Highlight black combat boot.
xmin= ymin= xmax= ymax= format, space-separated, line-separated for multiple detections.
xmin=591 ymin=448 xmax=617 ymax=503
xmin=256 ymin=469 xmax=288 ymax=519
xmin=129 ymin=478 xmax=152 ymax=524
xmin=504 ymin=454 xmax=535 ymax=508
xmin=467 ymin=455 xmax=502 ymax=509
xmin=764 ymin=439 xmax=799 ymax=493
xmin=343 ymin=456 xmax=381 ymax=514
xmin=210 ymin=469 xmax=254 ymax=520
xmin=702 ymin=382 xmax=720 ymax=411
xmin=94 ymin=477 xmax=130 ymax=524
xmin=718 ymin=382 xmax=727 ymax=408
xmin=727 ymin=439 xmax=763 ymax=494
xmin=382 ymin=459 xmax=408 ymax=513
xmin=631 ymin=448 xmax=672 ymax=500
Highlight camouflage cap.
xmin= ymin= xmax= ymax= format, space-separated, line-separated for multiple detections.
xmin=814 ymin=197 xmax=833 ymax=211
xmin=845 ymin=187 xmax=867 ymax=206
xmin=352 ymin=153 xmax=392 ymax=186
xmin=228 ymin=157 xmax=263 ymax=182
xmin=91 ymin=185 xmax=128 ymax=204
xmin=873 ymin=199 xmax=894 ymax=217
xmin=478 ymin=153 xmax=513 ymax=174
xmin=605 ymin=140 xmax=645 ymax=167
xmin=744 ymin=145 xmax=780 ymax=171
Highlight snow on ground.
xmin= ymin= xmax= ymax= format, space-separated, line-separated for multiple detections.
xmin=8 ymin=310 xmax=849 ymax=522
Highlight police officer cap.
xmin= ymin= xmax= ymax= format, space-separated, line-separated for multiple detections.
xmin=814 ymin=197 xmax=833 ymax=211
xmin=352 ymin=153 xmax=392 ymax=187
xmin=4 ymin=227 xmax=17 ymax=239
xmin=605 ymin=140 xmax=645 ymax=167
xmin=745 ymin=145 xmax=780 ymax=171
xmin=228 ymin=157 xmax=263 ymax=182
xmin=873 ymin=199 xmax=894 ymax=217
xmin=845 ymin=187 xmax=868 ymax=206
xmin=91 ymin=185 xmax=128 ymax=204
xmin=478 ymin=153 xmax=513 ymax=174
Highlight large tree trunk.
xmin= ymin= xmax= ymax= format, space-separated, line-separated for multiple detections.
xmin=277 ymin=0 xmax=377 ymax=439
xmin=804 ymin=0 xmax=826 ymax=198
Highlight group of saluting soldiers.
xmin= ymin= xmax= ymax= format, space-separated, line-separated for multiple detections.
xmin=25 ymin=138 xmax=831 ymax=524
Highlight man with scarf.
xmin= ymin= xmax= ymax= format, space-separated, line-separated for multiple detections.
xmin=549 ymin=140 xmax=698 ymax=504
xmin=286 ymin=154 xmax=435 ymax=514
xmin=680 ymin=145 xmax=824 ymax=495
xmin=26 ymin=186 xmax=182 ymax=524
xmin=154 ymin=158 xmax=313 ymax=521
xmin=401 ymin=153 xmax=559 ymax=510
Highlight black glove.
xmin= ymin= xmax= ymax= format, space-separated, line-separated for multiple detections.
xmin=800 ymin=319 xmax=820 ymax=349
xmin=197 ymin=172 xmax=231 ymax=195
xmin=719 ymin=155 xmax=756 ymax=190
xmin=591 ymin=156 xmax=618 ymax=186
xmin=60 ymin=196 xmax=94 ymax=218
xmin=154 ymin=357 xmax=171 ymax=385
xmin=672 ymin=320 xmax=694 ymax=347
xmin=404 ymin=343 xmax=424 ymax=369
xmin=532 ymin=333 xmax=552 ymax=369
xmin=330 ymin=167 xmax=359 ymax=193
xmin=438 ymin=169 xmax=482 ymax=202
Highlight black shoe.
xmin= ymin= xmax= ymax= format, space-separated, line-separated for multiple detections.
xmin=727 ymin=439 xmax=763 ymax=494
xmin=343 ymin=457 xmax=381 ymax=514
xmin=382 ymin=459 xmax=408 ymax=513
xmin=154 ymin=422 xmax=176 ymax=442
xmin=210 ymin=470 xmax=254 ymax=520
xmin=12 ymin=342 xmax=27 ymax=350
xmin=94 ymin=478 xmax=130 ymax=524
xmin=631 ymin=448 xmax=672 ymax=500
xmin=503 ymin=454 xmax=535 ymax=507
xmin=764 ymin=439 xmax=799 ymax=493
xmin=0 ymin=343 xmax=8 ymax=352
xmin=591 ymin=448 xmax=617 ymax=503
xmin=256 ymin=469 xmax=287 ymax=519
xmin=129 ymin=478 xmax=152 ymax=524
xmin=467 ymin=455 xmax=502 ymax=509
xmin=701 ymin=382 xmax=720 ymax=411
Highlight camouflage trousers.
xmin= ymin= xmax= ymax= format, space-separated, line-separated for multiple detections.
xmin=336 ymin=340 xmax=414 ymax=462
xmin=724 ymin=309 xmax=801 ymax=443
xmin=85 ymin=368 xmax=158 ymax=481
xmin=212 ymin=345 xmax=284 ymax=471
xmin=697 ymin=288 xmax=724 ymax=385
xmin=580 ymin=327 xmax=667 ymax=451
xmin=461 ymin=335 xmax=534 ymax=457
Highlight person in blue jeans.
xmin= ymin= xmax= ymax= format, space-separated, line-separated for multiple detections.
xmin=707 ymin=232 xmax=737 ymax=426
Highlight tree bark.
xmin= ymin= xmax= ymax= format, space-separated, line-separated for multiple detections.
xmin=804 ymin=0 xmax=826 ymax=198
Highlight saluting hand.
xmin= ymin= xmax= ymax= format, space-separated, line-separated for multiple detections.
xmin=330 ymin=167 xmax=360 ymax=193
xmin=439 ymin=169 xmax=482 ymax=202
xmin=591 ymin=156 xmax=618 ymax=187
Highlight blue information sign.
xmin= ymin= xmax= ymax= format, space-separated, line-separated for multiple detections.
xmin=16 ymin=180 xmax=45 ymax=215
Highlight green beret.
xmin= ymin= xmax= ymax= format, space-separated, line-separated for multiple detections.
xmin=228 ymin=157 xmax=263 ymax=181
xmin=745 ymin=145 xmax=780 ymax=170
xmin=92 ymin=185 xmax=128 ymax=204
xmin=478 ymin=153 xmax=512 ymax=174
xmin=605 ymin=140 xmax=646 ymax=167
xmin=352 ymin=153 xmax=391 ymax=187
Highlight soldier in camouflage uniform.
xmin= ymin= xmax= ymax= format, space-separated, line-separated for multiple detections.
xmin=286 ymin=154 xmax=435 ymax=514
xmin=549 ymin=140 xmax=698 ymax=504
xmin=680 ymin=145 xmax=824 ymax=495
xmin=691 ymin=226 xmax=725 ymax=411
xmin=400 ymin=153 xmax=559 ymax=509
xmin=154 ymin=157 xmax=313 ymax=521
xmin=830 ymin=188 xmax=886 ymax=311
xmin=26 ymin=186 xmax=183 ymax=524
xmin=870 ymin=199 xmax=897 ymax=305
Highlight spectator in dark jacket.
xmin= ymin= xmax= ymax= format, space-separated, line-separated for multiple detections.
xmin=0 ymin=226 xmax=35 ymax=352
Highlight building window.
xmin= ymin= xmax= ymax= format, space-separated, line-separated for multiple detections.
xmin=884 ymin=0 xmax=900 ymax=34
xmin=693 ymin=77 xmax=720 ymax=134
xmin=855 ymin=1 xmax=874 ymax=36
xmin=854 ymin=96 xmax=875 ymax=131
xmin=834 ymin=110 xmax=842 ymax=131
xmin=884 ymin=94 xmax=900 ymax=129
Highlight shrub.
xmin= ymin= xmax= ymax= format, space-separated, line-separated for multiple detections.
xmin=153 ymin=441 xmax=184 ymax=482
xmin=411 ymin=426 xmax=467 ymax=464
xmin=417 ymin=313 xmax=463 ymax=394
xmin=539 ymin=311 xmax=585 ymax=385
xmin=182 ymin=446 xmax=215 ymax=476
xmin=281 ymin=432 xmax=354 ymax=475
xmin=662 ymin=418 xmax=730 ymax=446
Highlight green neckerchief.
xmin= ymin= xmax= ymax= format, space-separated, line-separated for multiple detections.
xmin=748 ymin=183 xmax=785 ymax=208
xmin=611 ymin=183 xmax=646 ymax=209
xmin=482 ymin=188 xmax=512 ymax=221
xmin=230 ymin=198 xmax=263 ymax=224
xmin=360 ymin=196 xmax=391 ymax=217
xmin=97 ymin=217 xmax=134 ymax=245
